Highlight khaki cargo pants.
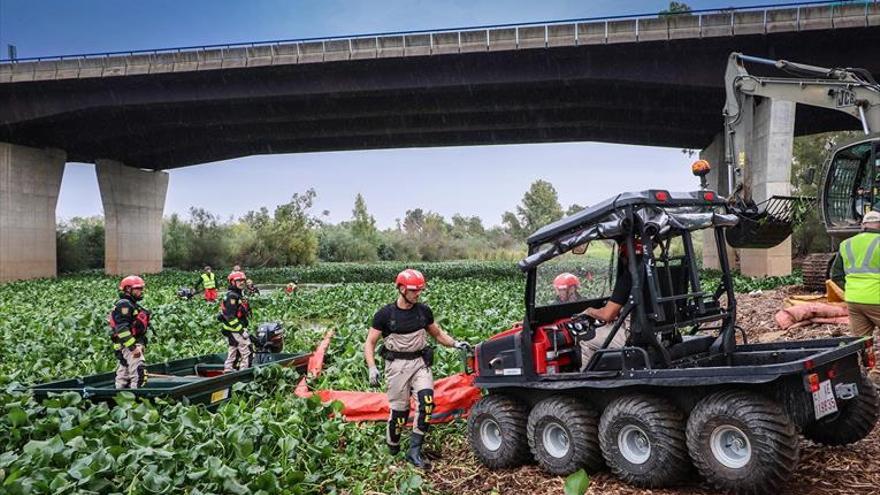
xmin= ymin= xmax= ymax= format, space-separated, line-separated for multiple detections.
xmin=580 ymin=323 xmax=628 ymax=371
xmin=385 ymin=357 xmax=434 ymax=444
xmin=224 ymin=331 xmax=253 ymax=372
xmin=385 ymin=357 xmax=433 ymax=410
xmin=115 ymin=344 xmax=145 ymax=389
xmin=847 ymin=302 xmax=880 ymax=383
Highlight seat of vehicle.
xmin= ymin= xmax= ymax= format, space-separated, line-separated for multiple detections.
xmin=667 ymin=334 xmax=715 ymax=360
xmin=586 ymin=334 xmax=715 ymax=371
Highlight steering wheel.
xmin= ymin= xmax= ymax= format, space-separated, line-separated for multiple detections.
xmin=564 ymin=313 xmax=602 ymax=342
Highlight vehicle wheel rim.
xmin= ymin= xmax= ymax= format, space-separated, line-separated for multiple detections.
xmin=480 ymin=418 xmax=503 ymax=451
xmin=710 ymin=425 xmax=752 ymax=469
xmin=618 ymin=424 xmax=651 ymax=465
xmin=542 ymin=422 xmax=570 ymax=458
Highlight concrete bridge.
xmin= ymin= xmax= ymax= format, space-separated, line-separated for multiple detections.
xmin=1 ymin=1 xmax=879 ymax=281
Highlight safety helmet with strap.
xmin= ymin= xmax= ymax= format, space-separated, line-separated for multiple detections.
xmin=396 ymin=269 xmax=426 ymax=290
xmin=119 ymin=275 xmax=145 ymax=292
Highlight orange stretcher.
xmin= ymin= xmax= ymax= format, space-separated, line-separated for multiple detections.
xmin=295 ymin=330 xmax=481 ymax=423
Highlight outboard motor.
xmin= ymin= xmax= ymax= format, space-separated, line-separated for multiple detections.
xmin=177 ymin=287 xmax=196 ymax=300
xmin=250 ymin=322 xmax=285 ymax=364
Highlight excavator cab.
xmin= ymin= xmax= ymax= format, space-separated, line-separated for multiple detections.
xmin=822 ymin=136 xmax=880 ymax=235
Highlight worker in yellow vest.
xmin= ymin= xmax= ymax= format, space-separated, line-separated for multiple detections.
xmin=196 ymin=265 xmax=218 ymax=302
xmin=840 ymin=210 xmax=880 ymax=380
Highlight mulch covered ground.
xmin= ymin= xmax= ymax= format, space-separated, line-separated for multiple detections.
xmin=426 ymin=287 xmax=880 ymax=494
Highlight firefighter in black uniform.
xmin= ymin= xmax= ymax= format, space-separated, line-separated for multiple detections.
xmin=109 ymin=275 xmax=151 ymax=389
xmin=220 ymin=271 xmax=253 ymax=372
xmin=364 ymin=269 xmax=469 ymax=468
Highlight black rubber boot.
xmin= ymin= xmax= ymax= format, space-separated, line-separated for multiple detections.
xmin=405 ymin=434 xmax=431 ymax=469
xmin=388 ymin=443 xmax=400 ymax=455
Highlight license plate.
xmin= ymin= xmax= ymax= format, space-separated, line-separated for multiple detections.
xmin=812 ymin=380 xmax=838 ymax=420
xmin=211 ymin=388 xmax=230 ymax=403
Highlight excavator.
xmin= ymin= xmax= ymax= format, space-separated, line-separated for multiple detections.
xmin=720 ymin=52 xmax=880 ymax=289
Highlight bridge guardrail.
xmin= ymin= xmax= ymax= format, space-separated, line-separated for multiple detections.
xmin=1 ymin=1 xmax=878 ymax=83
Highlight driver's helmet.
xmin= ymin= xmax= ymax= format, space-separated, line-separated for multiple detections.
xmin=553 ymin=273 xmax=580 ymax=290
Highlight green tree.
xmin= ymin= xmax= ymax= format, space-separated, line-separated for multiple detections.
xmin=503 ymin=180 xmax=564 ymax=239
xmin=351 ymin=194 xmax=377 ymax=240
xmin=402 ymin=208 xmax=426 ymax=236
xmin=451 ymin=214 xmax=485 ymax=238
xmin=162 ymin=213 xmax=192 ymax=269
xmin=237 ymin=189 xmax=319 ymax=266
xmin=57 ymin=216 xmax=104 ymax=272
xmin=350 ymin=193 xmax=379 ymax=261
xmin=187 ymin=207 xmax=230 ymax=269
xmin=660 ymin=1 xmax=692 ymax=15
xmin=266 ymin=189 xmax=320 ymax=266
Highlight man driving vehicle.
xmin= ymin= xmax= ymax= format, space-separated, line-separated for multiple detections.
xmin=576 ymin=240 xmax=640 ymax=369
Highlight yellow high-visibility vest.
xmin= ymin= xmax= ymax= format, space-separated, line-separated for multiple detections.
xmin=201 ymin=272 xmax=216 ymax=289
xmin=839 ymin=232 xmax=880 ymax=305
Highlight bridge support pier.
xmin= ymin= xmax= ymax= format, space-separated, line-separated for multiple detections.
xmin=738 ymin=99 xmax=795 ymax=278
xmin=701 ymin=99 xmax=795 ymax=277
xmin=0 ymin=142 xmax=66 ymax=282
xmin=96 ymin=159 xmax=168 ymax=275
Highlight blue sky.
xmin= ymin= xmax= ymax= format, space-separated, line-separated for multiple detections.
xmin=1 ymin=0 xmax=797 ymax=228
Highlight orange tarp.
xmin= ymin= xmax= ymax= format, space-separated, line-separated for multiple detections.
xmin=295 ymin=330 xmax=482 ymax=423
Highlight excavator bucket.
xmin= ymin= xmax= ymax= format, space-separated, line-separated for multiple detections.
xmin=726 ymin=196 xmax=810 ymax=249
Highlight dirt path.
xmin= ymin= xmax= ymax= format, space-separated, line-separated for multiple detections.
xmin=427 ymin=287 xmax=878 ymax=495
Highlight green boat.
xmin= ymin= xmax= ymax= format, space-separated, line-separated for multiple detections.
xmin=31 ymin=351 xmax=311 ymax=408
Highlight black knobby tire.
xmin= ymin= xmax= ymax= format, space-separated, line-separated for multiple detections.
xmin=598 ymin=394 xmax=690 ymax=487
xmin=527 ymin=395 xmax=604 ymax=475
xmin=686 ymin=390 xmax=799 ymax=495
xmin=467 ymin=394 xmax=530 ymax=469
xmin=801 ymin=252 xmax=836 ymax=292
xmin=803 ymin=373 xmax=880 ymax=446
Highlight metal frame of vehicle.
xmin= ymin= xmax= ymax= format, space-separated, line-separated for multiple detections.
xmin=473 ymin=190 xmax=871 ymax=402
xmin=466 ymin=190 xmax=876 ymax=494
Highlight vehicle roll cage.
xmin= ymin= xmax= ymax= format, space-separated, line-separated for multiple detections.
xmin=518 ymin=191 xmax=738 ymax=380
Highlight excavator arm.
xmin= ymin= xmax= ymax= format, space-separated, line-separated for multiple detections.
xmin=722 ymin=53 xmax=880 ymax=248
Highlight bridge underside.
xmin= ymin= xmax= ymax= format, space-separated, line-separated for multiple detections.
xmin=2 ymin=29 xmax=877 ymax=170
xmin=1 ymin=24 xmax=880 ymax=281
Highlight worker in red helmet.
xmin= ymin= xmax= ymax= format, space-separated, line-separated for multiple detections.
xmin=219 ymin=270 xmax=253 ymax=372
xmin=364 ymin=269 xmax=469 ymax=468
xmin=108 ymin=275 xmax=151 ymax=389
xmin=553 ymin=272 xmax=582 ymax=303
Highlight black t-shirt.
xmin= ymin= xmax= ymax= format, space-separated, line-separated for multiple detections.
xmin=371 ymin=302 xmax=435 ymax=337
xmin=609 ymin=258 xmax=634 ymax=305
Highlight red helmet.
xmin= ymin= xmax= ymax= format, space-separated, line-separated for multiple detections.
xmin=119 ymin=275 xmax=145 ymax=292
xmin=553 ymin=273 xmax=580 ymax=290
xmin=228 ymin=271 xmax=246 ymax=283
xmin=396 ymin=269 xmax=426 ymax=290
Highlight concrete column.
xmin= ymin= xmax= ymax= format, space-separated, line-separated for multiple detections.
xmin=96 ymin=160 xmax=168 ymax=275
xmin=739 ymin=99 xmax=795 ymax=277
xmin=0 ymin=142 xmax=66 ymax=282
xmin=700 ymin=132 xmax=738 ymax=271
